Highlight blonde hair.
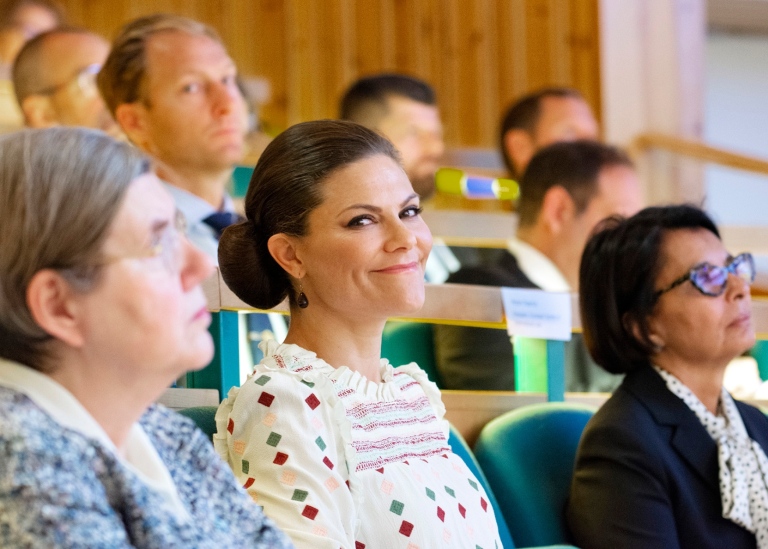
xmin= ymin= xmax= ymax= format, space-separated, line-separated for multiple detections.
xmin=97 ymin=13 xmax=222 ymax=115
xmin=0 ymin=127 xmax=149 ymax=370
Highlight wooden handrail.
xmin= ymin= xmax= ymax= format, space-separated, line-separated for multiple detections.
xmin=203 ymin=269 xmax=768 ymax=337
xmin=633 ymin=132 xmax=768 ymax=176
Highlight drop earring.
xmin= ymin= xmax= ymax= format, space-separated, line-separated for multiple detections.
xmin=297 ymin=284 xmax=309 ymax=309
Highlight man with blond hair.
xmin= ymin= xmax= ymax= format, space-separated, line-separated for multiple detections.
xmin=98 ymin=13 xmax=248 ymax=260
xmin=99 ymin=14 xmax=277 ymax=363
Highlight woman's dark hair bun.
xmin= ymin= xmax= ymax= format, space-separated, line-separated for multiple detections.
xmin=218 ymin=220 xmax=289 ymax=310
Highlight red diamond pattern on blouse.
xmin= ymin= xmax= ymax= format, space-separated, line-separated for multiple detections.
xmin=227 ymin=418 xmax=234 ymax=434
xmin=305 ymin=393 xmax=320 ymax=409
xmin=458 ymin=503 xmax=466 ymax=518
xmin=376 ymin=467 xmax=384 ymax=474
xmin=436 ymin=506 xmax=445 ymax=522
xmin=301 ymin=505 xmax=319 ymax=520
xmin=399 ymin=520 xmax=414 ymax=537
xmin=258 ymin=392 xmax=275 ymax=407
xmin=243 ymin=477 xmax=255 ymax=489
xmin=480 ymin=497 xmax=488 ymax=512
xmin=355 ymin=542 xmax=366 ymax=549
xmin=322 ymin=456 xmax=334 ymax=469
xmin=273 ymin=452 xmax=289 ymax=465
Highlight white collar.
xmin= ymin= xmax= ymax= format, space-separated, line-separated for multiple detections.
xmin=507 ymin=238 xmax=571 ymax=292
xmin=0 ymin=358 xmax=189 ymax=518
xmin=163 ymin=182 xmax=235 ymax=225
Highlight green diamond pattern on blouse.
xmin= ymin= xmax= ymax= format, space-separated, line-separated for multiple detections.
xmin=241 ymin=460 xmax=249 ymax=474
xmin=266 ymin=432 xmax=282 ymax=447
xmin=468 ymin=478 xmax=478 ymax=491
xmin=390 ymin=500 xmax=404 ymax=515
xmin=425 ymin=487 xmax=435 ymax=501
xmin=445 ymin=486 xmax=455 ymax=498
xmin=292 ymin=489 xmax=308 ymax=502
xmin=315 ymin=436 xmax=326 ymax=451
xmin=300 ymin=379 xmax=315 ymax=388
xmin=254 ymin=375 xmax=271 ymax=386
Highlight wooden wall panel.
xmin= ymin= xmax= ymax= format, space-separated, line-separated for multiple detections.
xmin=59 ymin=0 xmax=601 ymax=148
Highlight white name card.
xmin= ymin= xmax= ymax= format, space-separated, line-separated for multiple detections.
xmin=501 ymin=287 xmax=572 ymax=341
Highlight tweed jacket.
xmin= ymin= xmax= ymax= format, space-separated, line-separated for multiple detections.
xmin=0 ymin=383 xmax=294 ymax=549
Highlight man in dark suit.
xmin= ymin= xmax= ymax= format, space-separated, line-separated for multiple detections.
xmin=434 ymin=140 xmax=642 ymax=392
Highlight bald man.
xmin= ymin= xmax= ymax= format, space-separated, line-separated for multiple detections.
xmin=12 ymin=27 xmax=118 ymax=135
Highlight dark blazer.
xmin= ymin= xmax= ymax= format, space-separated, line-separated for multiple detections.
xmin=433 ymin=250 xmax=620 ymax=392
xmin=567 ymin=365 xmax=768 ymax=549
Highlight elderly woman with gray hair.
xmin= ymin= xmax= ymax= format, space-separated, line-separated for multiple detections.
xmin=0 ymin=128 xmax=292 ymax=548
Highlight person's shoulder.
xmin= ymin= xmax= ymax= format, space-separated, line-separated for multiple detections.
xmin=446 ymin=250 xmax=537 ymax=288
xmin=140 ymin=404 xmax=227 ymax=475
xmin=0 ymin=388 xmax=101 ymax=500
xmin=582 ymin=380 xmax=656 ymax=442
xmin=735 ymin=399 xmax=768 ymax=444
xmin=0 ymin=387 xmax=74 ymax=454
xmin=734 ymin=399 xmax=768 ymax=422
xmin=139 ymin=404 xmax=197 ymax=441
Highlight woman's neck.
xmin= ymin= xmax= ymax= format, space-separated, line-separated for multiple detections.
xmin=47 ymin=351 xmax=169 ymax=452
xmin=283 ymin=306 xmax=386 ymax=383
xmin=654 ymin=355 xmax=727 ymax=414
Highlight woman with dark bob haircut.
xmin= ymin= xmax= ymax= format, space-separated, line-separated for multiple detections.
xmin=0 ymin=128 xmax=292 ymax=547
xmin=567 ymin=204 xmax=768 ymax=549
xmin=214 ymin=119 xmax=501 ymax=548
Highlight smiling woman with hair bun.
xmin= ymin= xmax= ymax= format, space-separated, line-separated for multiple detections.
xmin=215 ymin=119 xmax=501 ymax=549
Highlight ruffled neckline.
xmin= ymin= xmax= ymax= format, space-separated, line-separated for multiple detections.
xmin=259 ymin=340 xmax=426 ymax=402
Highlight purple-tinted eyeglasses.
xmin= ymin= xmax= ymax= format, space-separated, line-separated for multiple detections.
xmin=654 ymin=252 xmax=755 ymax=300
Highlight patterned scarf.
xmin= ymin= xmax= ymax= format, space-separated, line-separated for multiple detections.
xmin=654 ymin=366 xmax=768 ymax=548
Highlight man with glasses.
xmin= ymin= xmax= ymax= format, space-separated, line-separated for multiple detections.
xmin=12 ymin=27 xmax=119 ymax=136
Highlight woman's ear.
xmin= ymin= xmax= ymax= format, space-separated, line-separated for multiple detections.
xmin=26 ymin=269 xmax=86 ymax=348
xmin=267 ymin=233 xmax=304 ymax=279
xmin=623 ymin=312 xmax=665 ymax=352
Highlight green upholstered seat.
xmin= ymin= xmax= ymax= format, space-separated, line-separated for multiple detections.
xmin=448 ymin=425 xmax=516 ymax=549
xmin=178 ymin=406 xmax=218 ymax=440
xmin=381 ymin=321 xmax=442 ymax=387
xmin=473 ymin=402 xmax=595 ymax=548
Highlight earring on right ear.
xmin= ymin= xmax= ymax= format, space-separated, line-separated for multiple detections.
xmin=297 ymin=283 xmax=309 ymax=309
xmin=649 ymin=334 xmax=664 ymax=353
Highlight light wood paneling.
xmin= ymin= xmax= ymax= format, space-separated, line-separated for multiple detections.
xmin=60 ymin=0 xmax=600 ymax=147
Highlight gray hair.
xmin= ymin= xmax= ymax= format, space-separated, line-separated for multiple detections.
xmin=0 ymin=127 xmax=149 ymax=370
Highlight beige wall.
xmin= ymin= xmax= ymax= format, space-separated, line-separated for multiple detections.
xmin=60 ymin=0 xmax=601 ymax=148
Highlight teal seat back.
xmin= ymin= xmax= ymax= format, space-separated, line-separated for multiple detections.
xmin=232 ymin=165 xmax=254 ymax=198
xmin=473 ymin=403 xmax=595 ymax=548
xmin=448 ymin=425 xmax=516 ymax=549
xmin=381 ymin=321 xmax=442 ymax=387
xmin=178 ymin=406 xmax=218 ymax=440
xmin=751 ymin=340 xmax=768 ymax=380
